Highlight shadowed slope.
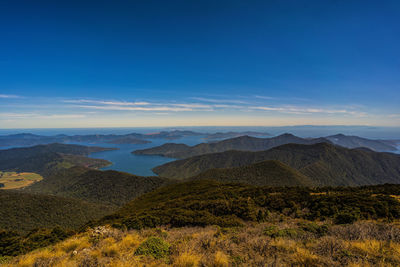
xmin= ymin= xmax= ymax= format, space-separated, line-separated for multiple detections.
xmin=97 ymin=180 xmax=400 ymax=231
xmin=0 ymin=190 xmax=114 ymax=233
xmin=28 ymin=168 xmax=173 ymax=206
xmin=190 ymin=160 xmax=313 ymax=187
xmin=154 ymin=142 xmax=400 ymax=186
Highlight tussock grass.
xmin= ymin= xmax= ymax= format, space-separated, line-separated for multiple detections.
xmin=4 ymin=219 xmax=400 ymax=266
xmin=173 ymin=252 xmax=201 ymax=267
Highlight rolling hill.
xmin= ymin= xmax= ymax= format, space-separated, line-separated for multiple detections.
xmin=0 ymin=143 xmax=114 ymax=177
xmin=153 ymin=142 xmax=400 ymax=186
xmin=0 ymin=189 xmax=114 ymax=233
xmin=190 ymin=160 xmax=313 ymax=187
xmin=133 ymin=133 xmax=331 ymax=159
xmin=27 ymin=168 xmax=173 ymax=206
xmin=98 ymin=180 xmax=400 ymax=230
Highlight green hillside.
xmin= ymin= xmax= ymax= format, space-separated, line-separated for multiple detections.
xmin=98 ymin=180 xmax=400 ymax=230
xmin=153 ymin=142 xmax=400 ymax=186
xmin=0 ymin=190 xmax=114 ymax=234
xmin=27 ymin=167 xmax=172 ymax=206
xmin=0 ymin=143 xmax=114 ymax=177
xmin=190 ymin=160 xmax=313 ymax=186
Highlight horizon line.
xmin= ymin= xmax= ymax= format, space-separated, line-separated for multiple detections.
xmin=1 ymin=124 xmax=399 ymax=130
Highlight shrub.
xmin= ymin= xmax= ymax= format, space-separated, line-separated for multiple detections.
xmin=0 ymin=256 xmax=11 ymax=264
xmin=134 ymin=236 xmax=170 ymax=259
xmin=299 ymin=222 xmax=329 ymax=237
xmin=334 ymin=212 xmax=359 ymax=225
xmin=263 ymin=226 xmax=299 ymax=238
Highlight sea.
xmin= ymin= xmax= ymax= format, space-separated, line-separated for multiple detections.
xmin=0 ymin=126 xmax=399 ymax=176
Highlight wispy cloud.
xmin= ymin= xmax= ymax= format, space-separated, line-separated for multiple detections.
xmin=251 ymin=106 xmax=367 ymax=116
xmin=1 ymin=95 xmax=385 ymax=128
xmin=190 ymin=97 xmax=249 ymax=104
xmin=64 ymin=98 xmax=216 ymax=112
xmin=388 ymin=114 xmax=400 ymax=118
xmin=171 ymin=103 xmax=213 ymax=109
xmin=63 ymin=99 xmax=150 ymax=106
xmin=76 ymin=105 xmax=198 ymax=112
xmin=0 ymin=113 xmax=86 ymax=119
xmin=0 ymin=94 xmax=20 ymax=98
xmin=60 ymin=97 xmax=370 ymax=117
xmin=253 ymin=95 xmax=276 ymax=100
xmin=0 ymin=113 xmax=37 ymax=118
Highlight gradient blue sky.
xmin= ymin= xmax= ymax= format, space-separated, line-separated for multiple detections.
xmin=1 ymin=0 xmax=399 ymax=128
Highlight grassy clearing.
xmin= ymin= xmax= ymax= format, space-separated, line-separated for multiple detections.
xmin=0 ymin=171 xmax=43 ymax=189
xmin=4 ymin=218 xmax=400 ymax=266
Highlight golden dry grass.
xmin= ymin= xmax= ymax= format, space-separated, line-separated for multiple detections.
xmin=3 ymin=219 xmax=400 ymax=267
xmin=0 ymin=171 xmax=43 ymax=189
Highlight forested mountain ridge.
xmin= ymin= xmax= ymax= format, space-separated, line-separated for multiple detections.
xmin=189 ymin=160 xmax=314 ymax=187
xmin=133 ymin=133 xmax=332 ymax=159
xmin=326 ymin=133 xmax=398 ymax=151
xmin=0 ymin=189 xmax=114 ymax=233
xmin=153 ymin=142 xmax=400 ymax=186
xmin=98 ymin=179 xmax=400 ymax=230
xmin=134 ymin=133 xmax=399 ymax=160
xmin=27 ymin=168 xmax=173 ymax=206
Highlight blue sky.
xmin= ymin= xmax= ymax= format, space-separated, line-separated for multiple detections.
xmin=1 ymin=0 xmax=399 ymax=128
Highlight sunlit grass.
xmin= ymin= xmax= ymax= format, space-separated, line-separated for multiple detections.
xmin=0 ymin=171 xmax=43 ymax=189
xmin=4 ymin=220 xmax=400 ymax=267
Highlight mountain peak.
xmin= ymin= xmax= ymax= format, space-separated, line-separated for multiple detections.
xmin=277 ymin=133 xmax=296 ymax=138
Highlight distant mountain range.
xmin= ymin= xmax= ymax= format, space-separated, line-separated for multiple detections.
xmin=133 ymin=133 xmax=332 ymax=158
xmin=0 ymin=130 xmax=274 ymax=146
xmin=204 ymin=131 xmax=271 ymax=140
xmin=133 ymin=133 xmax=399 ymax=159
xmin=153 ymin=142 xmax=400 ymax=186
xmin=325 ymin=134 xmax=398 ymax=151
xmin=143 ymin=130 xmax=203 ymax=140
xmin=106 ymin=137 xmax=151 ymax=144
xmin=0 ymin=132 xmax=150 ymax=146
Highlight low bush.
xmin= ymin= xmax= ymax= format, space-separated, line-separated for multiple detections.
xmin=334 ymin=212 xmax=359 ymax=225
xmin=263 ymin=226 xmax=299 ymax=238
xmin=134 ymin=236 xmax=170 ymax=259
xmin=299 ymin=222 xmax=329 ymax=236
